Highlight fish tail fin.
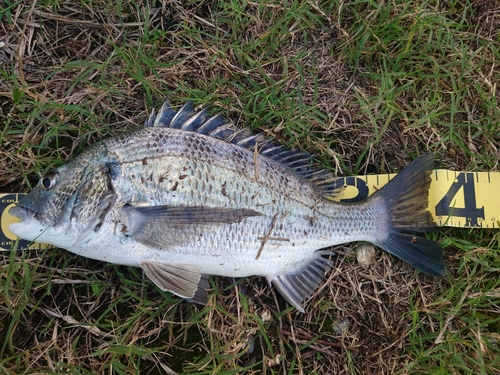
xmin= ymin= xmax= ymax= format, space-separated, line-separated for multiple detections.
xmin=370 ymin=153 xmax=445 ymax=276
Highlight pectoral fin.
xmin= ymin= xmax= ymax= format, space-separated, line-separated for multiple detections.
xmin=140 ymin=260 xmax=208 ymax=302
xmin=121 ymin=205 xmax=261 ymax=248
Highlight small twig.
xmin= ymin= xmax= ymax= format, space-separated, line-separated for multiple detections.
xmin=255 ymin=213 xmax=278 ymax=260
xmin=37 ymin=11 xmax=142 ymax=28
xmin=434 ymin=285 xmax=470 ymax=344
xmin=282 ymin=331 xmax=358 ymax=352
xmin=253 ymin=141 xmax=259 ymax=182
xmin=257 ymin=236 xmax=290 ymax=242
xmin=40 ymin=308 xmax=109 ymax=337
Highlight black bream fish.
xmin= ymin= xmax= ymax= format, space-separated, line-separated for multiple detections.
xmin=9 ymin=100 xmax=445 ymax=312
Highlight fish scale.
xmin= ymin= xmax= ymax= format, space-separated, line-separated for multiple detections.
xmin=107 ymin=128 xmax=313 ymax=203
xmin=9 ymin=99 xmax=445 ymax=312
xmin=112 ymin=153 xmax=335 ymax=258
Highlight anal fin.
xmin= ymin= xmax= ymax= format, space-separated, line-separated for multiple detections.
xmin=267 ymin=255 xmax=334 ymax=313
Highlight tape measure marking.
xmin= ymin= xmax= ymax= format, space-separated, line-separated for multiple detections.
xmin=334 ymin=169 xmax=498 ymax=229
xmin=433 ymin=171 xmax=485 ymax=227
xmin=0 ymin=193 xmax=50 ymax=251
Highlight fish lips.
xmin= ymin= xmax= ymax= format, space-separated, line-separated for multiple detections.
xmin=8 ymin=205 xmax=42 ymax=242
xmin=9 ymin=205 xmax=36 ymax=223
xmin=9 ymin=203 xmax=78 ymax=247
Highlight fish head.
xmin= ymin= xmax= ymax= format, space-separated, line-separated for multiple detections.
xmin=9 ymin=149 xmax=117 ymax=248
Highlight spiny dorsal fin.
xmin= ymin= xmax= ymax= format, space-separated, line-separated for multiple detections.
xmin=145 ymin=99 xmax=342 ymax=196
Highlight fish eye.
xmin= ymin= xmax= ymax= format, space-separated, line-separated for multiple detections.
xmin=39 ymin=171 xmax=58 ymax=190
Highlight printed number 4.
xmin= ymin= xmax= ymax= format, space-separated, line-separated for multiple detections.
xmin=435 ymin=173 xmax=485 ymax=227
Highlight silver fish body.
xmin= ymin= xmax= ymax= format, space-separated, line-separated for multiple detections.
xmin=9 ymin=100 xmax=445 ymax=311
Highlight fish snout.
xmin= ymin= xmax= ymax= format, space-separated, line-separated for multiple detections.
xmin=9 ymin=205 xmax=36 ymax=222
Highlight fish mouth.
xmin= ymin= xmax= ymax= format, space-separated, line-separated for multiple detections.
xmin=9 ymin=205 xmax=36 ymax=223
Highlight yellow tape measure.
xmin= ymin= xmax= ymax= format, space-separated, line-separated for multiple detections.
xmin=1 ymin=169 xmax=498 ymax=250
xmin=0 ymin=194 xmax=50 ymax=251
xmin=332 ymin=169 xmax=499 ymax=229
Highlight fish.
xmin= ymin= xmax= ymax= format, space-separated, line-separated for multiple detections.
xmin=9 ymin=99 xmax=445 ymax=312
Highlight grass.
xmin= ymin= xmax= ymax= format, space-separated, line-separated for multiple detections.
xmin=1 ymin=0 xmax=499 ymax=373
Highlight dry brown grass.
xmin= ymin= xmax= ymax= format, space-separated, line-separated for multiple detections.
xmin=1 ymin=0 xmax=499 ymax=374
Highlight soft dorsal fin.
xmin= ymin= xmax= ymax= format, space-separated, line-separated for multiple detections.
xmin=145 ymin=99 xmax=342 ymax=197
